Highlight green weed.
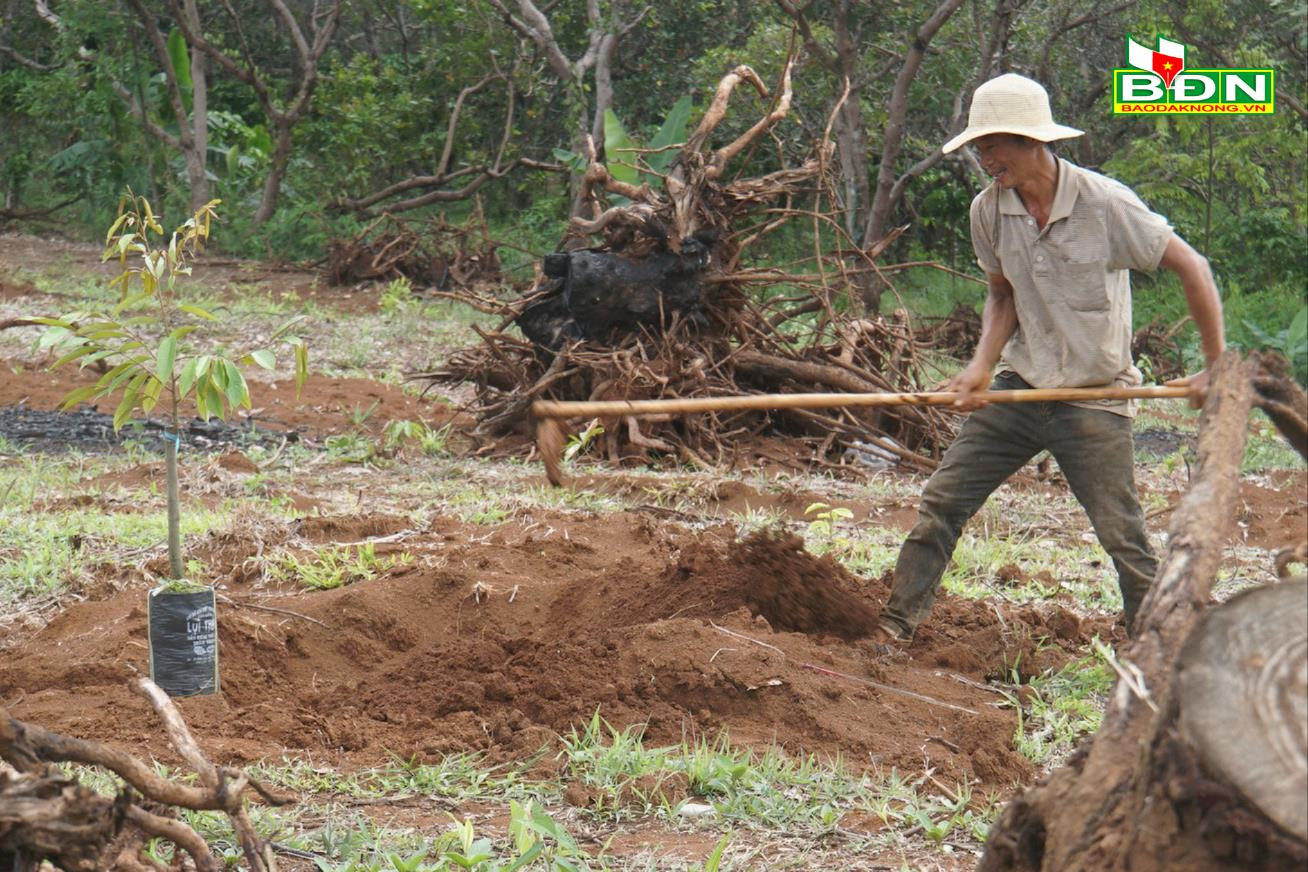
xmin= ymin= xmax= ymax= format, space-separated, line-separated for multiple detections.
xmin=378 ymin=276 xmax=419 ymax=314
xmin=1001 ymin=653 xmax=1114 ymax=766
xmin=325 ymin=433 xmax=379 ymax=464
xmin=865 ymin=769 xmax=1001 ymax=845
xmin=1242 ymin=412 xmax=1306 ymax=472
xmin=347 ymin=400 xmax=382 ymax=427
xmin=384 ymin=419 xmax=452 ymax=457
xmin=726 ymin=505 xmax=788 ymax=537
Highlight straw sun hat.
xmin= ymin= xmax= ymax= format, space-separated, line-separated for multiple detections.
xmin=942 ymin=73 xmax=1083 ymax=154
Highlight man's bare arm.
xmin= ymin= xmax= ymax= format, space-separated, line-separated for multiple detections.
xmin=1158 ymin=234 xmax=1226 ymax=406
xmin=949 ymin=272 xmax=1019 ymax=409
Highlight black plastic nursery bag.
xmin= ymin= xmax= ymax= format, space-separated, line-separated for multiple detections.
xmin=147 ymin=586 xmax=219 ymax=696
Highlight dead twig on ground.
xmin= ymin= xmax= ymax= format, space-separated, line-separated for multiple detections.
xmin=216 ymin=594 xmax=329 ymax=627
xmin=0 ymin=677 xmax=292 ymax=871
xmin=708 ymin=621 xmax=786 ymax=657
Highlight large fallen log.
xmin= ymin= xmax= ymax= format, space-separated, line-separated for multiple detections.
xmin=979 ymin=351 xmax=1308 ymax=871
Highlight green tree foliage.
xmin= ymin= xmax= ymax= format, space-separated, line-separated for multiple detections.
xmin=0 ymin=0 xmax=1302 ymax=349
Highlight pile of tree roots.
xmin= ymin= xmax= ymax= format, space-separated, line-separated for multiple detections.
xmin=328 ymin=212 xmax=503 ymax=288
xmin=425 ymin=62 xmax=970 ymax=474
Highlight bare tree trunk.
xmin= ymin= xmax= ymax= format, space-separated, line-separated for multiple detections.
xmin=105 ymin=0 xmax=210 ymax=210
xmin=170 ymin=0 xmax=341 ymax=225
xmin=254 ymin=128 xmax=292 ymax=226
xmin=488 ymin=0 xmax=645 ymax=219
xmin=182 ymin=0 xmax=208 ymax=213
xmin=589 ymin=31 xmax=618 ymax=150
xmin=581 ymin=28 xmax=620 ymax=218
xmin=776 ymin=1 xmax=869 ymax=241
xmin=863 ymin=0 xmax=967 ymax=271
xmin=829 ymin=3 xmax=868 ymax=240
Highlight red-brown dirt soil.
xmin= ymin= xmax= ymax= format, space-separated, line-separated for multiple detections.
xmin=1 ymin=364 xmax=1304 ymax=801
xmin=0 ymin=511 xmax=1120 ymax=789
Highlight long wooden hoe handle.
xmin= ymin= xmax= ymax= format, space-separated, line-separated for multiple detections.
xmin=531 ymin=384 xmax=1190 ymax=420
xmin=533 ymin=384 xmax=1191 ymax=486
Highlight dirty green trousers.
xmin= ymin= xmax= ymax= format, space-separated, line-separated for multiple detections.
xmin=881 ymin=372 xmax=1157 ymax=637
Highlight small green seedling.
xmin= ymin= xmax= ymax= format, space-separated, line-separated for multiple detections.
xmin=805 ymin=502 xmax=854 ymax=543
xmin=37 ymin=191 xmax=309 ymax=581
xmin=564 ymin=420 xmax=604 ymax=463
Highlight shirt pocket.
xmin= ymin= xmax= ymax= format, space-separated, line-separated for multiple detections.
xmin=1056 ymin=260 xmax=1110 ymax=312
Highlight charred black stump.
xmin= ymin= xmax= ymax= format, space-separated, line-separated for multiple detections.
xmin=517 ymin=235 xmax=714 ymax=351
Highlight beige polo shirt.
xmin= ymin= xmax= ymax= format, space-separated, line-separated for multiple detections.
xmin=970 ymin=158 xmax=1173 ymax=416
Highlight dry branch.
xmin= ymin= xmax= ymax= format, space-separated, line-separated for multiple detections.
xmin=0 ymin=678 xmax=291 ymax=871
xmin=1252 ymin=353 xmax=1308 ymax=461
xmin=327 ymin=212 xmax=503 ymax=287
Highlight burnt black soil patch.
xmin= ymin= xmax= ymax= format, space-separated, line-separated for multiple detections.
xmin=0 ymin=405 xmax=292 ymax=454
xmin=1134 ymin=427 xmax=1196 ymax=460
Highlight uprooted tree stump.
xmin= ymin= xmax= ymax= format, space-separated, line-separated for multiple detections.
xmin=327 ymin=212 xmax=503 ymax=287
xmin=1 ymin=677 xmax=291 ymax=871
xmin=426 ymin=61 xmax=968 ymax=472
xmin=980 ymin=351 xmax=1308 ymax=872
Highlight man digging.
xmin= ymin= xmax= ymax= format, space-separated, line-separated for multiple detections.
xmin=874 ymin=73 xmax=1226 ymax=645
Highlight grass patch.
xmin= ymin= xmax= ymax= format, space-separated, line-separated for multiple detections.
xmin=253 ymin=752 xmax=544 ymax=802
xmin=0 ymin=450 xmax=304 ymax=603
xmin=270 ymin=541 xmax=411 ymax=590
xmin=1003 ymin=653 xmax=1114 ymax=766
xmin=794 ymin=482 xmax=1127 ymax=613
xmin=943 ymin=533 xmax=1121 ymax=614
xmin=1242 ymin=411 xmax=1306 ymax=472
xmin=559 ymin=714 xmax=997 ymax=843
xmin=206 ymin=719 xmax=1002 ymax=869
xmin=0 ymin=497 xmax=228 ymax=604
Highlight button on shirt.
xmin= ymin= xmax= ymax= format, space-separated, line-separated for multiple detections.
xmin=970 ymin=158 xmax=1173 ymax=416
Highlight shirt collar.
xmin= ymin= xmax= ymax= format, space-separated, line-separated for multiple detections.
xmin=1048 ymin=158 xmax=1078 ymax=223
xmin=996 ymin=157 xmax=1079 ymax=222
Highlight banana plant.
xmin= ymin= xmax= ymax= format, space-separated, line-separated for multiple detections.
xmin=554 ymin=95 xmax=694 ymax=195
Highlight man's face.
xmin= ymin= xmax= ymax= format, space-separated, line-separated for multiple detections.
xmin=970 ymin=134 xmax=1038 ymax=188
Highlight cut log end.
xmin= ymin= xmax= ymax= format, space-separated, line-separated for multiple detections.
xmin=1177 ymin=576 xmax=1308 ymax=843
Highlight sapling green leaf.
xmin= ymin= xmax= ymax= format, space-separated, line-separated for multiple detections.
xmin=156 ymin=335 xmax=177 ymax=383
xmin=38 ymin=190 xmax=312 ymax=581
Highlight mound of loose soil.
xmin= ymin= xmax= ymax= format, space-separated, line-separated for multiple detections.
xmin=725 ymin=533 xmax=882 ymax=639
xmin=0 ymin=512 xmax=1118 ymax=788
